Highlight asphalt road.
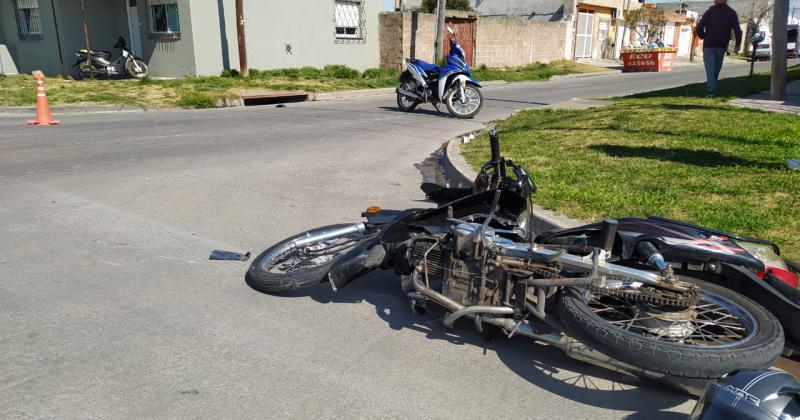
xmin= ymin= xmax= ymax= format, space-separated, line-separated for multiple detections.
xmin=0 ymin=60 xmax=794 ymax=419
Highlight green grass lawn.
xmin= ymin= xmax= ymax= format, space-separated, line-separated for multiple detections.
xmin=462 ymin=67 xmax=800 ymax=260
xmin=0 ymin=61 xmax=604 ymax=109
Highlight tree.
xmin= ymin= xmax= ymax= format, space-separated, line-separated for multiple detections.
xmin=742 ymin=0 xmax=773 ymax=54
xmin=624 ymin=7 xmax=667 ymax=44
xmin=421 ymin=0 xmax=472 ymax=13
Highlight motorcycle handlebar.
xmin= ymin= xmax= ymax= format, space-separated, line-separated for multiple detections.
xmin=489 ymin=129 xmax=501 ymax=164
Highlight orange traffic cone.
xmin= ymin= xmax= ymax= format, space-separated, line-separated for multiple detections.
xmin=27 ymin=70 xmax=60 ymax=126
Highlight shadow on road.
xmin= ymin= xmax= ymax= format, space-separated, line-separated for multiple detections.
xmin=247 ymin=270 xmax=692 ymax=417
xmin=379 ymin=106 xmax=448 ymax=118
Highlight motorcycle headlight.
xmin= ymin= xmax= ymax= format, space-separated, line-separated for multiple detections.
xmin=736 ymin=241 xmax=787 ymax=270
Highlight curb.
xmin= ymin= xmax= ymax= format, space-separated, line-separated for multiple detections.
xmin=0 ymin=104 xmax=145 ymax=116
xmin=549 ymin=70 xmax=621 ymax=80
xmin=443 ymin=130 xmax=585 ymax=233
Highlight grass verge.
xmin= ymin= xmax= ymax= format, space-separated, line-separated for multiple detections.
xmin=0 ymin=61 xmax=605 ymax=109
xmin=462 ymin=66 xmax=800 ymax=260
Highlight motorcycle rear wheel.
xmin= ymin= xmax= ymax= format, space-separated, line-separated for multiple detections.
xmin=246 ymin=224 xmax=366 ymax=293
xmin=559 ymin=279 xmax=784 ymax=379
xmin=396 ymin=77 xmax=419 ymax=112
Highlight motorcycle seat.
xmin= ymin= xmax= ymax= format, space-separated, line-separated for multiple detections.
xmin=409 ymin=59 xmax=440 ymax=74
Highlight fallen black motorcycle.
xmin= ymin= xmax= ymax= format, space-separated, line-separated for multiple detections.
xmin=247 ymin=130 xmax=786 ymax=380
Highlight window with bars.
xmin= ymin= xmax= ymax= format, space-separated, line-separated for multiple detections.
xmin=13 ymin=0 xmax=43 ymax=40
xmin=148 ymin=0 xmax=181 ymax=34
xmin=334 ymin=0 xmax=364 ymax=40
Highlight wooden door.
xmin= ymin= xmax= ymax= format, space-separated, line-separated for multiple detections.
xmin=444 ymin=17 xmax=476 ymax=66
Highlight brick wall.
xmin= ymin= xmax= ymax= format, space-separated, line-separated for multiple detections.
xmin=475 ymin=18 xmax=568 ymax=67
xmin=379 ymin=13 xmax=405 ymax=70
xmin=379 ymin=12 xmax=568 ymax=70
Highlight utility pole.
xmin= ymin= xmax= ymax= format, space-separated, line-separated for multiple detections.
xmin=50 ymin=0 xmax=65 ymax=77
xmin=235 ymin=0 xmax=248 ymax=77
xmin=79 ymin=0 xmax=92 ymax=79
xmin=434 ymin=0 xmax=446 ymax=62
xmin=771 ymin=0 xmax=788 ymax=100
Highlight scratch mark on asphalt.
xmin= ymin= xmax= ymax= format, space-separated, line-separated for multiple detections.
xmin=157 ymin=255 xmax=198 ymax=264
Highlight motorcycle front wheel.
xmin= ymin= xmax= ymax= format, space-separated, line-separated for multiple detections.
xmin=559 ymin=279 xmax=784 ymax=379
xmin=246 ymin=224 xmax=367 ymax=294
xmin=444 ymin=85 xmax=483 ymax=119
xmin=126 ymin=59 xmax=150 ymax=79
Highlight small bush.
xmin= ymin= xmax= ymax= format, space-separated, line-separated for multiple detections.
xmin=421 ymin=0 xmax=471 ymax=13
xmin=322 ymin=64 xmax=361 ymax=79
xmin=176 ymin=92 xmax=216 ymax=108
xmin=221 ymin=69 xmax=240 ymax=78
xmin=297 ymin=66 xmax=322 ymax=79
xmin=362 ymin=68 xmax=398 ymax=79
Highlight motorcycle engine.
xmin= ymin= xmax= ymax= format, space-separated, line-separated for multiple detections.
xmin=444 ymin=223 xmax=505 ymax=306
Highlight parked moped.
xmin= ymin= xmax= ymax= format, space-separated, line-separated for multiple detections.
xmin=74 ymin=37 xmax=149 ymax=79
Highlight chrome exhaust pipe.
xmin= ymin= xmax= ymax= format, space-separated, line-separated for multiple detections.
xmin=411 ymin=266 xmax=707 ymax=396
xmin=292 ymin=223 xmax=366 ymax=248
xmin=443 ymin=306 xmax=514 ymax=328
xmin=411 ymin=267 xmax=464 ymax=312
xmin=396 ymin=88 xmax=420 ymax=100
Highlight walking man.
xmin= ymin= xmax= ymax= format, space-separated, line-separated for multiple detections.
xmin=696 ymin=0 xmax=742 ymax=97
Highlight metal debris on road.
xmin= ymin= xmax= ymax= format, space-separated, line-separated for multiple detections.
xmin=209 ymin=250 xmax=251 ymax=261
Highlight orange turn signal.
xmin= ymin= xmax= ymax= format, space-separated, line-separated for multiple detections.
xmin=366 ymin=206 xmax=382 ymax=214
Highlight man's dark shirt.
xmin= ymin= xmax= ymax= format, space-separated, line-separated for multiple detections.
xmin=696 ymin=4 xmax=742 ymax=49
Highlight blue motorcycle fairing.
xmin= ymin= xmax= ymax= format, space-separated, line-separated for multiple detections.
xmin=445 ymin=55 xmax=468 ymax=73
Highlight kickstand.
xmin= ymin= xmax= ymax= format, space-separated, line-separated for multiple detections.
xmin=432 ymin=103 xmax=442 ymax=113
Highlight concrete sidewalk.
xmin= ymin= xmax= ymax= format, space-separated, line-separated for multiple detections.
xmin=729 ymin=80 xmax=800 ymax=115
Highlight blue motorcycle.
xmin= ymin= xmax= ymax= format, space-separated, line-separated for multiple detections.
xmin=396 ymin=27 xmax=484 ymax=119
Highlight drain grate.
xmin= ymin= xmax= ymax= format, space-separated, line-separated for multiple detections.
xmin=240 ymin=93 xmax=309 ymax=106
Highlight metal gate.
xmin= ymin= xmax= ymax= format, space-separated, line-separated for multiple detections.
xmin=445 ymin=17 xmax=476 ymax=66
xmin=575 ymin=11 xmax=594 ymax=58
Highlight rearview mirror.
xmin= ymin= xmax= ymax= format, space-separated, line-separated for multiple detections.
xmin=447 ymin=26 xmax=456 ymax=35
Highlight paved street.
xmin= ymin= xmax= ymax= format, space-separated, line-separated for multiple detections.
xmin=0 ymin=60 xmax=793 ymax=419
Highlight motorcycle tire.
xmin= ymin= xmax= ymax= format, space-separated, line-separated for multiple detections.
xmin=396 ymin=72 xmax=419 ymax=112
xmin=126 ymin=59 xmax=150 ymax=79
xmin=559 ymin=278 xmax=784 ymax=379
xmin=444 ymin=85 xmax=483 ymax=119
xmin=246 ymin=224 xmax=366 ymax=294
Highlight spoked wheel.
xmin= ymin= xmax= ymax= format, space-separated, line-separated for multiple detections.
xmin=444 ymin=85 xmax=483 ymax=119
xmin=126 ymin=59 xmax=150 ymax=79
xmin=396 ymin=78 xmax=419 ymax=112
xmin=560 ymin=279 xmax=784 ymax=378
xmin=247 ymin=224 xmax=367 ymax=293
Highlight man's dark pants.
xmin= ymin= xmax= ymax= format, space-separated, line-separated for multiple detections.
xmin=703 ymin=47 xmax=726 ymax=95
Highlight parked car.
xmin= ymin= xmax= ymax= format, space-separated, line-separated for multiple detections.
xmin=753 ymin=42 xmax=771 ymax=61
